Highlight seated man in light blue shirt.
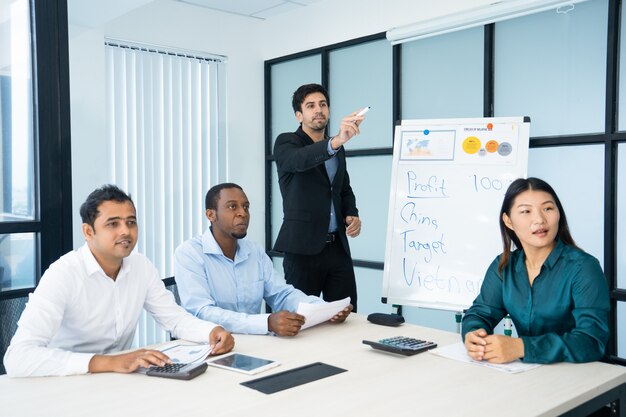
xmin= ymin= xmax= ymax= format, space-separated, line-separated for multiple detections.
xmin=174 ymin=183 xmax=352 ymax=336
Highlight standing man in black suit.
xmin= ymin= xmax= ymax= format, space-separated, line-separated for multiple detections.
xmin=273 ymin=83 xmax=365 ymax=311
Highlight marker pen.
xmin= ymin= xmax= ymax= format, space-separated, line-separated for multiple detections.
xmin=504 ymin=314 xmax=512 ymax=336
xmin=356 ymin=106 xmax=371 ymax=117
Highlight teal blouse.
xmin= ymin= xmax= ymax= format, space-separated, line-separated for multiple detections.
xmin=461 ymin=239 xmax=610 ymax=363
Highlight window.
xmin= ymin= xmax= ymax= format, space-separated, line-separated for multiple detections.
xmin=0 ymin=0 xmax=72 ymax=295
xmin=0 ymin=0 xmax=72 ymax=374
xmin=0 ymin=0 xmax=37 ymax=292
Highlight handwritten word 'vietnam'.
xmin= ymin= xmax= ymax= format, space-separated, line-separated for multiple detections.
xmin=402 ymin=261 xmax=483 ymax=295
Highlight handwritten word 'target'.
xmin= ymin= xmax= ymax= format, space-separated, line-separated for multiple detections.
xmin=406 ymin=172 xmax=448 ymax=198
xmin=400 ymin=230 xmax=447 ymax=263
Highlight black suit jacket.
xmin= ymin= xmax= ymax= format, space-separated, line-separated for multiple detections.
xmin=273 ymin=127 xmax=358 ymax=256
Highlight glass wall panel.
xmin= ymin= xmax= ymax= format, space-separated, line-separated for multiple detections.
xmin=495 ymin=0 xmax=607 ymax=137
xmin=401 ymin=27 xmax=483 ymax=120
xmin=270 ymin=54 xmax=321 ymax=151
xmin=0 ymin=232 xmax=36 ymax=290
xmin=0 ymin=0 xmax=36 ymax=221
xmin=619 ymin=302 xmax=626 ymax=358
xmin=346 ymin=155 xmax=392 ymax=262
xmin=328 ymin=39 xmax=393 ymax=149
xmin=619 ymin=4 xmax=626 ymax=131
xmin=402 ymin=305 xmax=458 ymax=333
xmin=272 ymin=256 xmax=284 ymax=276
xmin=270 ymin=161 xmax=283 ymax=247
xmin=528 ymin=145 xmax=604 ymax=263
xmin=354 ymin=267 xmax=391 ymax=316
xmin=618 ymin=143 xmax=626 ymax=288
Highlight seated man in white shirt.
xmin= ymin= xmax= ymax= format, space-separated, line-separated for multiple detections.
xmin=3 ymin=185 xmax=234 ymax=377
xmin=174 ymin=183 xmax=352 ymax=336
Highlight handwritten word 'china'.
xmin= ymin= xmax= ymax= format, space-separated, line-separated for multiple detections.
xmin=400 ymin=203 xmax=439 ymax=230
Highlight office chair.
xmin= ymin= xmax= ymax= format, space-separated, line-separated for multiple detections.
xmin=163 ymin=277 xmax=181 ymax=341
xmin=0 ymin=293 xmax=28 ymax=375
xmin=163 ymin=276 xmax=181 ymax=305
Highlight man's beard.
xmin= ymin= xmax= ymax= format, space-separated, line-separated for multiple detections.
xmin=310 ymin=116 xmax=328 ymax=131
xmin=231 ymin=231 xmax=247 ymax=239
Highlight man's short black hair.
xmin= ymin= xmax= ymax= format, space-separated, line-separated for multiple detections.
xmin=80 ymin=184 xmax=135 ymax=228
xmin=292 ymin=83 xmax=330 ymax=113
xmin=205 ymin=183 xmax=244 ymax=210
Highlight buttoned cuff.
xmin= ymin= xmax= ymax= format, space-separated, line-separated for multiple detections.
xmin=175 ymin=321 xmax=217 ymax=344
xmin=520 ymin=336 xmax=533 ymax=362
xmin=74 ymin=352 xmax=96 ymax=375
xmin=327 ymin=138 xmax=338 ymax=155
xmin=255 ymin=313 xmax=271 ymax=334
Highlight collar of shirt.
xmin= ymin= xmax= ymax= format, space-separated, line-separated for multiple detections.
xmin=201 ymin=227 xmax=250 ymax=264
xmin=514 ymin=238 xmax=565 ymax=274
xmin=295 ymin=126 xmax=314 ymax=144
xmin=78 ymin=242 xmax=131 ymax=281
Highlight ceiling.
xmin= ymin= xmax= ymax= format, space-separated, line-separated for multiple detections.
xmin=176 ymin=0 xmax=324 ymax=20
xmin=68 ymin=0 xmax=325 ymax=28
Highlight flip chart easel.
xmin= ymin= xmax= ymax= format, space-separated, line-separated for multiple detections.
xmin=381 ymin=117 xmax=530 ymax=312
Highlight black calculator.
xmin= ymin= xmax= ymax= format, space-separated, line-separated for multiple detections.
xmin=362 ymin=336 xmax=437 ymax=356
xmin=146 ymin=361 xmax=208 ymax=380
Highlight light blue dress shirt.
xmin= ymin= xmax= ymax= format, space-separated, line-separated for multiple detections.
xmin=326 ymin=138 xmax=339 ymax=232
xmin=174 ymin=228 xmax=323 ymax=334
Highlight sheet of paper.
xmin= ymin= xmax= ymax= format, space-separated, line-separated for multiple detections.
xmin=297 ymin=297 xmax=351 ymax=330
xmin=430 ymin=341 xmax=542 ymax=374
xmin=135 ymin=343 xmax=213 ymax=374
xmin=159 ymin=343 xmax=213 ymax=364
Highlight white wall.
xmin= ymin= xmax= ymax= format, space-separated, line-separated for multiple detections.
xmin=68 ymin=0 xmax=494 ymax=248
xmin=260 ymin=0 xmax=495 ymax=59
xmin=68 ymin=0 xmax=266 ymax=247
xmin=69 ymin=27 xmax=108 ymax=248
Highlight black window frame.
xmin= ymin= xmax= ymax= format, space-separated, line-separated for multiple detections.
xmin=264 ymin=0 xmax=626 ymax=364
xmin=0 ymin=0 xmax=73 ymax=301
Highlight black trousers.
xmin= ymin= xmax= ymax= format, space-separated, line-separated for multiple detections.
xmin=283 ymin=240 xmax=357 ymax=312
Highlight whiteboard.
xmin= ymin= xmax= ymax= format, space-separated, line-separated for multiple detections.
xmin=381 ymin=117 xmax=529 ymax=312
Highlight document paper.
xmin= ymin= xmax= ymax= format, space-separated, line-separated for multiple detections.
xmin=430 ymin=342 xmax=542 ymax=374
xmin=159 ymin=343 xmax=213 ymax=364
xmin=297 ymin=297 xmax=351 ymax=330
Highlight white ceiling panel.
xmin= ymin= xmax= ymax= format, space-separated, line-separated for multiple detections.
xmin=253 ymin=2 xmax=302 ymax=19
xmin=179 ymin=0 xmax=284 ymax=15
xmin=177 ymin=0 xmax=324 ymax=19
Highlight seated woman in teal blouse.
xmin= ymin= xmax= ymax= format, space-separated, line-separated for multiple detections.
xmin=462 ymin=177 xmax=609 ymax=364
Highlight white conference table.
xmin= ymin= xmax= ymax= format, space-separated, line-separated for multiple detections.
xmin=1 ymin=314 xmax=625 ymax=417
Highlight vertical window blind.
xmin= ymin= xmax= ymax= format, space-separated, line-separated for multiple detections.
xmin=105 ymin=40 xmax=226 ymax=346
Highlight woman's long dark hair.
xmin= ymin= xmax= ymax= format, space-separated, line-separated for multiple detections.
xmin=498 ymin=177 xmax=578 ymax=273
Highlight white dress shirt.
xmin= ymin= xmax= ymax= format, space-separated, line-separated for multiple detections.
xmin=3 ymin=244 xmax=217 ymax=377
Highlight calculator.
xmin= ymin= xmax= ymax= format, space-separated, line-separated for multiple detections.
xmin=145 ymin=361 xmax=208 ymax=380
xmin=362 ymin=336 xmax=437 ymax=356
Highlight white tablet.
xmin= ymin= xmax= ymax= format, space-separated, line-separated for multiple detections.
xmin=206 ymin=352 xmax=280 ymax=375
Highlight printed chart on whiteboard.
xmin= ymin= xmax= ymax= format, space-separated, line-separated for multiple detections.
xmin=381 ymin=117 xmax=530 ymax=312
